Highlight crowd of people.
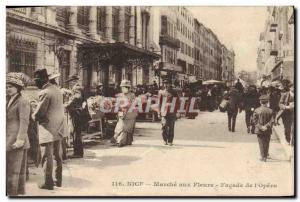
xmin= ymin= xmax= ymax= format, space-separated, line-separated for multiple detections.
xmin=6 ymin=68 xmax=294 ymax=195
xmin=6 ymin=68 xmax=183 ymax=195
xmin=221 ymin=79 xmax=294 ymax=162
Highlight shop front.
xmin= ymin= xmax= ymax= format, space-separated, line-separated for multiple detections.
xmin=77 ymin=42 xmax=160 ymax=96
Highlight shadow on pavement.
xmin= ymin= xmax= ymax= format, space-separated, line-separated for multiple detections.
xmin=130 ymin=143 xmax=181 ymax=150
xmin=174 ymin=144 xmax=225 ymax=149
xmin=69 ymin=155 xmax=141 ymax=168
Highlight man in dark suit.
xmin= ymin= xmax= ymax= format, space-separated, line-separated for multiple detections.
xmin=244 ymin=85 xmax=260 ymax=133
xmin=226 ymin=84 xmax=242 ymax=132
xmin=278 ymin=80 xmax=294 ymax=144
xmin=252 ymin=95 xmax=274 ymax=162
xmin=158 ymin=80 xmax=179 ymax=146
xmin=32 ymin=69 xmax=65 ymax=190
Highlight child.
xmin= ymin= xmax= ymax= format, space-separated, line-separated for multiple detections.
xmin=252 ymin=95 xmax=274 ymax=162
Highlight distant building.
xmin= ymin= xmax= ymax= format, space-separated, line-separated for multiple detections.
xmin=257 ymin=6 xmax=294 ymax=83
xmin=176 ymin=7 xmax=196 ymax=85
xmin=221 ymin=45 xmax=235 ymax=86
xmin=238 ymin=70 xmax=257 ymax=86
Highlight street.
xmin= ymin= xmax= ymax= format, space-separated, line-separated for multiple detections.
xmin=26 ymin=111 xmax=293 ymax=196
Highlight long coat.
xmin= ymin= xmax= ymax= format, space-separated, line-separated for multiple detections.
xmin=244 ymin=90 xmax=260 ymax=111
xmin=114 ymin=92 xmax=138 ymax=145
xmin=227 ymin=88 xmax=242 ymax=113
xmin=33 ymin=83 xmax=65 ymax=142
xmin=279 ymin=91 xmax=294 ymax=112
xmin=252 ymin=106 xmax=274 ymax=135
xmin=6 ymin=94 xmax=31 ymax=151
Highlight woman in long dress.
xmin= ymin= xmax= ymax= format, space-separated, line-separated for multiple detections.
xmin=113 ymin=80 xmax=138 ymax=147
xmin=6 ymin=72 xmax=30 ymax=195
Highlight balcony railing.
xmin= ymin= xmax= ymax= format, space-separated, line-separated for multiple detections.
xmin=10 ymin=8 xmax=27 ymax=14
xmin=159 ymin=62 xmax=182 ymax=72
xmin=269 ymin=21 xmax=278 ymax=32
xmin=270 ymin=49 xmax=278 ymax=56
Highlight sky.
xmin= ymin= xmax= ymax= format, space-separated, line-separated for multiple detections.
xmin=188 ymin=6 xmax=268 ymax=72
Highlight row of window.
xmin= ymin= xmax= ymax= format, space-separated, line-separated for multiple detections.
xmin=179 ymin=7 xmax=194 ymax=27
xmin=163 ymin=46 xmax=177 ymax=65
xmin=180 ymin=41 xmax=209 ymax=64
xmin=180 ymin=41 xmax=193 ymax=58
xmin=10 ymin=7 xmax=136 ymax=43
xmin=176 ymin=19 xmax=224 ymax=60
xmin=177 ymin=19 xmax=194 ymax=41
xmin=161 ymin=16 xmax=177 ymax=38
xmin=185 ymin=64 xmax=220 ymax=79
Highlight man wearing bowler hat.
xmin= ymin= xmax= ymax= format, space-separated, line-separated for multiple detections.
xmin=32 ymin=68 xmax=65 ymax=190
xmin=252 ymin=95 xmax=274 ymax=162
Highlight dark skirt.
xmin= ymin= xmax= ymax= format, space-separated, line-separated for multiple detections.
xmin=7 ymin=149 xmax=27 ymax=196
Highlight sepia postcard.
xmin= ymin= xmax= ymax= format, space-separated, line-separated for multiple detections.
xmin=5 ymin=5 xmax=295 ymax=197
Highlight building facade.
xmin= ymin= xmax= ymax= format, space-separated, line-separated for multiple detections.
xmin=257 ymin=6 xmax=294 ymax=83
xmin=176 ymin=7 xmax=196 ymax=85
xmin=7 ymin=6 xmax=160 ymax=96
xmin=7 ymin=6 xmax=234 ymax=92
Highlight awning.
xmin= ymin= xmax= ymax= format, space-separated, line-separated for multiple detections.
xmin=77 ymin=42 xmax=160 ymax=66
xmin=271 ymin=59 xmax=283 ymax=73
xmin=282 ymin=60 xmax=294 ymax=80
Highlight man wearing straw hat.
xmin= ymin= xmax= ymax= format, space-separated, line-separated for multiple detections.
xmin=48 ymin=72 xmax=69 ymax=160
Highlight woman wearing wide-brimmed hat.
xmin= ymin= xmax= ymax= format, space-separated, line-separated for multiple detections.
xmin=112 ymin=80 xmax=138 ymax=147
xmin=6 ymin=72 xmax=31 ymax=195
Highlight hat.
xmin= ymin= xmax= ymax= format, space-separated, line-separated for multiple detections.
xmin=259 ymin=95 xmax=269 ymax=101
xmin=34 ymin=69 xmax=49 ymax=81
xmin=66 ymin=73 xmax=79 ymax=83
xmin=97 ymin=82 xmax=103 ymax=87
xmin=281 ymin=79 xmax=292 ymax=87
xmin=120 ymin=79 xmax=131 ymax=88
xmin=72 ymin=84 xmax=83 ymax=93
xmin=6 ymin=72 xmax=24 ymax=87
